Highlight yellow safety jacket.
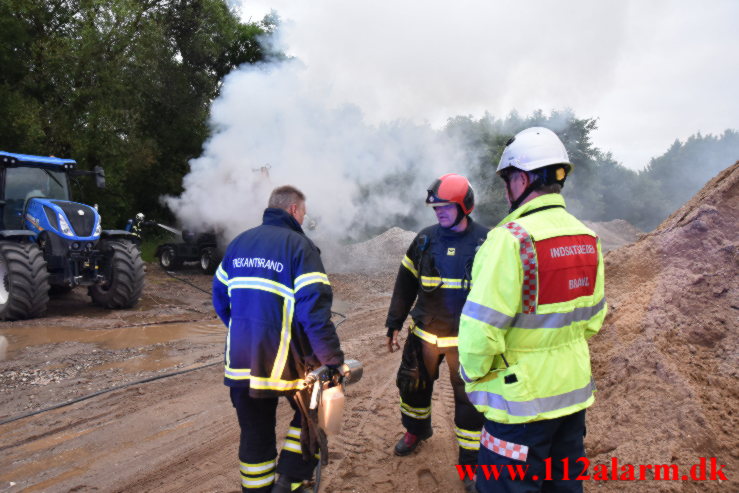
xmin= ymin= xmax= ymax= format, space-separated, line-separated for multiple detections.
xmin=458 ymin=194 xmax=606 ymax=424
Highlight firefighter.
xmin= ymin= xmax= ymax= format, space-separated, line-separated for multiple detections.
xmin=125 ymin=212 xmax=146 ymax=239
xmin=386 ymin=173 xmax=489 ymax=491
xmin=213 ymin=185 xmax=344 ymax=493
xmin=458 ymin=127 xmax=607 ymax=493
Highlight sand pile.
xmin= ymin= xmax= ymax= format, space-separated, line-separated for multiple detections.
xmin=587 ymin=162 xmax=738 ymax=491
xmin=585 ymin=219 xmax=642 ymax=252
xmin=324 ymin=226 xmax=416 ymax=273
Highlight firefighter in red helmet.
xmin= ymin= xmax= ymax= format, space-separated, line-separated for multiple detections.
xmin=385 ymin=173 xmax=489 ymax=492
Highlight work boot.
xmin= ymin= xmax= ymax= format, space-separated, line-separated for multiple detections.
xmin=394 ymin=429 xmax=433 ymax=456
xmin=462 ymin=477 xmax=478 ymax=493
xmin=271 ymin=475 xmax=308 ymax=493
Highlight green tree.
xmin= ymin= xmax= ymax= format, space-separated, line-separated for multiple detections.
xmin=639 ymin=130 xmax=739 ymax=229
xmin=444 ymin=109 xmax=605 ymax=227
xmin=0 ymin=0 xmax=274 ymax=226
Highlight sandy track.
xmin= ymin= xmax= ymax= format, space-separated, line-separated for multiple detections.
xmin=0 ymin=269 xmax=470 ymax=493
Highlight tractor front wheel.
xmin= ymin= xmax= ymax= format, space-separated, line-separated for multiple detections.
xmin=0 ymin=241 xmax=50 ymax=320
xmin=159 ymin=246 xmax=182 ymax=270
xmin=89 ymin=240 xmax=145 ymax=309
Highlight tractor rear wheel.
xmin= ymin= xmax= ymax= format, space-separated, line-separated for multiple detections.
xmin=199 ymin=247 xmax=217 ymax=274
xmin=89 ymin=240 xmax=145 ymax=309
xmin=0 ymin=241 xmax=50 ymax=320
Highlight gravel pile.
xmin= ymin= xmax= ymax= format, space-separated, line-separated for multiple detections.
xmin=587 ymin=161 xmax=738 ymax=491
xmin=323 ymin=226 xmax=416 ymax=273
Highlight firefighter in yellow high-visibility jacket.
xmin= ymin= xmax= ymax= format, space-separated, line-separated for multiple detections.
xmin=458 ymin=127 xmax=607 ymax=493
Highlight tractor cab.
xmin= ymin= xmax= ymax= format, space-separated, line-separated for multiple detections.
xmin=1 ymin=152 xmax=76 ymax=230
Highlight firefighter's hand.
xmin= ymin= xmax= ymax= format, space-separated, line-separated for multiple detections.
xmin=387 ymin=330 xmax=400 ymax=353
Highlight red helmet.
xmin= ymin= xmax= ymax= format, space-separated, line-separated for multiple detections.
xmin=426 ymin=173 xmax=475 ymax=215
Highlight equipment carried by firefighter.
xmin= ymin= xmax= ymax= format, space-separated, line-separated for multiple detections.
xmin=0 ymin=151 xmax=144 ymax=320
xmin=294 ymin=359 xmax=363 ymax=492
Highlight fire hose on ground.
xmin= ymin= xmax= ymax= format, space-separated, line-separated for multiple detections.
xmin=0 ymin=357 xmax=364 ymax=493
xmin=0 ymin=359 xmax=223 ymax=426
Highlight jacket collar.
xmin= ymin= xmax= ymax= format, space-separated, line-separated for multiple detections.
xmin=497 ymin=194 xmax=566 ymax=227
xmin=262 ymin=207 xmax=305 ymax=234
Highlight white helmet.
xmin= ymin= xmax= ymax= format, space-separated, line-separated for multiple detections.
xmin=497 ymin=127 xmax=573 ymax=175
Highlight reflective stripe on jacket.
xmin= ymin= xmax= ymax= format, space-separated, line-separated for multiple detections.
xmin=213 ymin=208 xmax=343 ymax=397
xmin=410 ymin=322 xmax=459 ymax=347
xmin=385 ymin=219 xmax=489 ymax=339
xmin=458 ymin=194 xmax=606 ymax=424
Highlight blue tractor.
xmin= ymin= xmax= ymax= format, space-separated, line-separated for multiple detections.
xmin=0 ymin=151 xmax=145 ymax=320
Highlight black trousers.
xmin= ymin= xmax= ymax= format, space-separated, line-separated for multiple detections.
xmin=476 ymin=410 xmax=587 ymax=493
xmin=398 ymin=332 xmax=485 ymax=465
xmin=230 ymin=386 xmax=317 ymax=493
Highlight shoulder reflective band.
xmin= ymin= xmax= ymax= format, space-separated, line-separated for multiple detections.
xmin=467 ymin=377 xmax=595 ymax=417
xmin=462 ymin=298 xmax=606 ymax=330
xmin=228 ymin=277 xmax=294 ymax=298
xmin=216 ymin=263 xmax=228 ymax=285
xmin=504 ymin=221 xmax=537 ymax=313
xmin=411 ymin=324 xmax=458 ymax=347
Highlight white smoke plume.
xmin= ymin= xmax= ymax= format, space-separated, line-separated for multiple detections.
xmin=163 ymin=60 xmax=472 ymax=249
xmin=165 ymin=0 xmax=739 ymax=265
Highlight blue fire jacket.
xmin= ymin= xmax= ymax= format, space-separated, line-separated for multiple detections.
xmin=386 ymin=218 xmax=490 ymax=343
xmin=213 ymin=208 xmax=344 ymax=397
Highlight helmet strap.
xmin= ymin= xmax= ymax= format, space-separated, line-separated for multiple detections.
xmin=440 ymin=204 xmax=467 ymax=230
xmin=508 ymin=175 xmax=542 ymax=213
xmin=450 ymin=204 xmax=467 ymax=228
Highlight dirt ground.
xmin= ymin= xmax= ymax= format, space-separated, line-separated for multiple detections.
xmin=1 ymin=164 xmax=736 ymax=493
xmin=0 ymin=265 xmax=475 ymax=493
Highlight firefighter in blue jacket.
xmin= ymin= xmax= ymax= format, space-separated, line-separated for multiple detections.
xmin=386 ymin=174 xmax=488 ymax=492
xmin=213 ymin=185 xmax=344 ymax=493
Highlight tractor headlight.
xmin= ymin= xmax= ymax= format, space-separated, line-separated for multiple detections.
xmin=94 ymin=220 xmax=101 ymax=237
xmin=57 ymin=213 xmax=73 ymax=236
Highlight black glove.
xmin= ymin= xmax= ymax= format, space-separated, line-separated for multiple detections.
xmin=325 ymin=364 xmax=343 ymax=385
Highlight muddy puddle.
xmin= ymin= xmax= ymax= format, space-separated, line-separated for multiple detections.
xmin=0 ymin=321 xmax=226 ymax=361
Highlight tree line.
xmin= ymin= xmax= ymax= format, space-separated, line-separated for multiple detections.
xmin=442 ymin=111 xmax=739 ymax=231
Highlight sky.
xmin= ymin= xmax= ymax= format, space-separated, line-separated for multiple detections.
xmin=235 ymin=0 xmax=738 ymax=171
